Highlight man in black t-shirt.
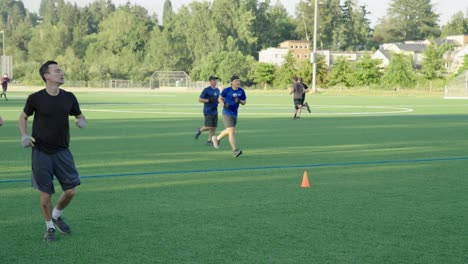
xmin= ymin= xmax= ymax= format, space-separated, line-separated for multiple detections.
xmin=18 ymin=60 xmax=87 ymax=242
xmin=290 ymin=77 xmax=305 ymax=119
xmin=299 ymin=77 xmax=311 ymax=113
xmin=1 ymin=73 xmax=10 ymax=101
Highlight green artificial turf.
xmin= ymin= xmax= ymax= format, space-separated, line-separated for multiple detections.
xmin=0 ymin=90 xmax=467 ymax=263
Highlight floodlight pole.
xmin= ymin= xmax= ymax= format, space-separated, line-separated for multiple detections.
xmin=311 ymin=0 xmax=318 ymax=93
xmin=0 ymin=30 xmax=4 ymax=75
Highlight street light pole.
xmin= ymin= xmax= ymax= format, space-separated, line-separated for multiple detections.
xmin=312 ymin=0 xmax=318 ymax=93
xmin=0 ymin=30 xmax=4 ymax=57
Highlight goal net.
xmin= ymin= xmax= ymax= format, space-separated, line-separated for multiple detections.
xmin=150 ymin=71 xmax=191 ymax=89
xmin=445 ymin=70 xmax=468 ymax=99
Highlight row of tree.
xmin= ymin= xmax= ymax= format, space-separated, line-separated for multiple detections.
xmin=0 ymin=0 xmax=467 ymax=88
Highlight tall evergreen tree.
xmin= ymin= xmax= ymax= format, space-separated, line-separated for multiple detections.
xmin=441 ymin=11 xmax=468 ymax=37
xmin=374 ymin=0 xmax=440 ymax=43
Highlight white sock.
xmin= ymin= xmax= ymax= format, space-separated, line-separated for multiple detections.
xmin=46 ymin=220 xmax=55 ymax=230
xmin=52 ymin=208 xmax=63 ymax=220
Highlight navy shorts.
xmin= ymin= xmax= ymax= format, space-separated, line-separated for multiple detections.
xmin=223 ymin=115 xmax=237 ymax=128
xmin=204 ymin=114 xmax=218 ymax=127
xmin=31 ymin=149 xmax=80 ymax=194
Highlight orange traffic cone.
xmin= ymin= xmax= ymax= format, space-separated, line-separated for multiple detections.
xmin=301 ymin=170 xmax=310 ymax=188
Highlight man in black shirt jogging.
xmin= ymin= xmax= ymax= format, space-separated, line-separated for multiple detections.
xmin=18 ymin=61 xmax=87 ymax=242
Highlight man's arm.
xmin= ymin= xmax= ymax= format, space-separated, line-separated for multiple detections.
xmin=18 ymin=112 xmax=35 ymax=147
xmin=18 ymin=112 xmax=29 ymax=136
xmin=75 ymin=114 xmax=87 ymax=128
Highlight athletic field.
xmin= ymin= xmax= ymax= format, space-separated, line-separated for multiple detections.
xmin=1 ymin=90 xmax=467 ymax=263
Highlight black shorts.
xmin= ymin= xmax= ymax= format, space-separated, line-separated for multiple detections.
xmin=204 ymin=114 xmax=218 ymax=127
xmin=31 ymin=149 xmax=80 ymax=194
xmin=294 ymin=99 xmax=303 ymax=107
xmin=223 ymin=115 xmax=237 ymax=128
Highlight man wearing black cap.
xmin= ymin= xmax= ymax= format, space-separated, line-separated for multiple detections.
xmin=194 ymin=75 xmax=220 ymax=145
xmin=211 ymin=75 xmax=246 ymax=157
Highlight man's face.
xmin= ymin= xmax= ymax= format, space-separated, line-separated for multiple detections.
xmin=45 ymin=64 xmax=64 ymax=85
xmin=231 ymin=79 xmax=240 ymax=88
xmin=209 ymin=79 xmax=217 ymax=86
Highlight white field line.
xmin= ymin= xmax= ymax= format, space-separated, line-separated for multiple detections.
xmin=82 ymin=105 xmax=414 ymax=116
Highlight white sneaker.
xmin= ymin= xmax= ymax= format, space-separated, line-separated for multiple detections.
xmin=212 ymin=136 xmax=219 ymax=149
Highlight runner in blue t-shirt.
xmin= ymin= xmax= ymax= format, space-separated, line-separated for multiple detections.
xmin=211 ymin=75 xmax=247 ymax=157
xmin=194 ymin=75 xmax=220 ymax=145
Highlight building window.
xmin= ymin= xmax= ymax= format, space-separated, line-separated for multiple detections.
xmin=297 ymin=54 xmax=301 ymax=58
xmin=291 ymin=45 xmax=294 ymax=49
xmin=305 ymin=46 xmax=308 ymax=49
xmin=305 ymin=55 xmax=308 ymax=58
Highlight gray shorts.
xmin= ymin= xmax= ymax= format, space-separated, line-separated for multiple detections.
xmin=223 ymin=115 xmax=237 ymax=128
xmin=204 ymin=114 xmax=218 ymax=127
xmin=31 ymin=149 xmax=80 ymax=194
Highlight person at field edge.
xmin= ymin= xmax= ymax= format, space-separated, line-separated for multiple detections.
xmin=290 ymin=76 xmax=306 ymax=119
xmin=299 ymin=77 xmax=311 ymax=113
xmin=194 ymin=75 xmax=220 ymax=145
xmin=1 ymin=73 xmax=11 ymax=101
xmin=0 ymin=114 xmax=3 ymax=126
xmin=18 ymin=60 xmax=87 ymax=242
xmin=211 ymin=75 xmax=246 ymax=157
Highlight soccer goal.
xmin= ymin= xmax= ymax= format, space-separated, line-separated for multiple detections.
xmin=150 ymin=71 xmax=191 ymax=89
xmin=445 ymin=70 xmax=468 ymax=99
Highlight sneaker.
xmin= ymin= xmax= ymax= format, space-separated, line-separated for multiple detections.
xmin=233 ymin=149 xmax=243 ymax=157
xmin=194 ymin=128 xmax=201 ymax=139
xmin=305 ymin=102 xmax=311 ymax=113
xmin=206 ymin=141 xmax=213 ymax=146
xmin=43 ymin=228 xmax=56 ymax=242
xmin=212 ymin=136 xmax=219 ymax=149
xmin=53 ymin=217 xmax=71 ymax=234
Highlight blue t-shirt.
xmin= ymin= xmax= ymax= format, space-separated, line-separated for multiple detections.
xmin=221 ymin=86 xmax=247 ymax=117
xmin=199 ymin=86 xmax=220 ymax=116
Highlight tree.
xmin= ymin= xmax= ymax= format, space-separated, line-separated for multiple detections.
xmin=327 ymin=57 xmax=354 ymax=87
xmin=374 ymin=0 xmax=440 ymax=43
xmin=382 ymin=53 xmax=416 ymax=90
xmin=421 ymin=41 xmax=451 ymax=81
xmin=253 ymin=63 xmax=276 ymax=89
xmin=273 ymin=52 xmax=297 ymax=89
xmin=441 ymin=11 xmax=468 ymax=37
xmin=162 ymin=0 xmax=174 ymax=27
xmin=353 ymin=54 xmax=382 ymax=86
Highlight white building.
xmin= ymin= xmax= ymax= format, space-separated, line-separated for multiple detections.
xmin=258 ymin=47 xmax=289 ymax=66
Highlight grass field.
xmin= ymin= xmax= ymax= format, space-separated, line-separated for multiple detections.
xmin=1 ymin=90 xmax=467 ymax=263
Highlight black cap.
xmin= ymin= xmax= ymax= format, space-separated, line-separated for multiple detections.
xmin=231 ymin=75 xmax=240 ymax=81
xmin=209 ymin=75 xmax=219 ymax=81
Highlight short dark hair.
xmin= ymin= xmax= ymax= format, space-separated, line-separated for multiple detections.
xmin=299 ymin=77 xmax=304 ymax=82
xmin=293 ymin=76 xmax=299 ymax=82
xmin=231 ymin=75 xmax=240 ymax=82
xmin=39 ymin=60 xmax=58 ymax=83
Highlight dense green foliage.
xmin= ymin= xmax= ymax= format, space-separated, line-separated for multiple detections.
xmin=0 ymin=0 xmax=466 ymax=88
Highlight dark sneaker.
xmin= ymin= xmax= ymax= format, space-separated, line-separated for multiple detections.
xmin=233 ymin=149 xmax=243 ymax=157
xmin=194 ymin=128 xmax=201 ymax=139
xmin=212 ymin=136 xmax=219 ymax=149
xmin=53 ymin=217 xmax=71 ymax=234
xmin=206 ymin=141 xmax=213 ymax=146
xmin=43 ymin=228 xmax=56 ymax=242
xmin=305 ymin=102 xmax=311 ymax=113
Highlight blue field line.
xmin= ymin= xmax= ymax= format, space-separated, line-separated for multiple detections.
xmin=1 ymin=156 xmax=468 ymax=184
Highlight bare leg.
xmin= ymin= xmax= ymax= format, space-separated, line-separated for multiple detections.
xmin=55 ymin=188 xmax=76 ymax=211
xmin=40 ymin=192 xmax=53 ymax=221
xmin=226 ymin=127 xmax=236 ymax=151
xmin=208 ymin=127 xmax=216 ymax=141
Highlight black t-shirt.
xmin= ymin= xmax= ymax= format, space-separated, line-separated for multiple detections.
xmin=23 ymin=89 xmax=82 ymax=154
xmin=293 ymin=83 xmax=304 ymax=100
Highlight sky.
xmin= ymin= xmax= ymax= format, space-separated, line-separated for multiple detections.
xmin=21 ymin=0 xmax=464 ymax=27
